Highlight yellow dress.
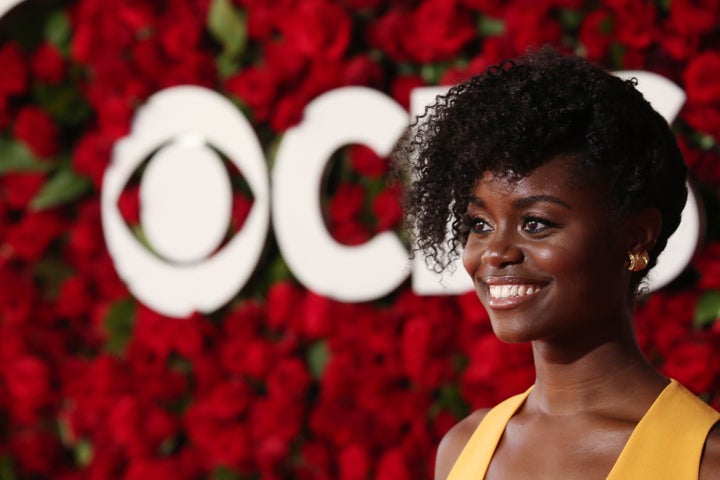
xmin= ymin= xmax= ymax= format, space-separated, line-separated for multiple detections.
xmin=447 ymin=379 xmax=720 ymax=479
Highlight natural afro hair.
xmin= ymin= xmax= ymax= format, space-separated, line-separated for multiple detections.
xmin=398 ymin=46 xmax=687 ymax=286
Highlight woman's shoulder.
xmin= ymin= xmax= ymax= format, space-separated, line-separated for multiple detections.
xmin=700 ymin=424 xmax=720 ymax=480
xmin=434 ymin=408 xmax=490 ymax=480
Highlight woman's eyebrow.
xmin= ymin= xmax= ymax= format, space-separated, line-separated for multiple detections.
xmin=468 ymin=195 xmax=571 ymax=209
xmin=513 ymin=195 xmax=571 ymax=209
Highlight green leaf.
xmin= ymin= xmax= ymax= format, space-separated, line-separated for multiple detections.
xmin=558 ymin=9 xmax=582 ymax=30
xmin=0 ymin=138 xmax=51 ymax=174
xmin=307 ymin=341 xmax=330 ymax=379
xmin=695 ymin=132 xmax=717 ymax=151
xmin=268 ymin=255 xmax=293 ymax=285
xmin=211 ymin=466 xmax=240 ymax=480
xmin=207 ymin=0 xmax=247 ymax=58
xmin=478 ymin=16 xmax=505 ymax=37
xmin=34 ymin=83 xmax=93 ymax=127
xmin=75 ymin=439 xmax=93 ymax=467
xmin=694 ymin=291 xmax=720 ymax=328
xmin=44 ymin=10 xmax=72 ymax=53
xmin=33 ymin=258 xmax=74 ymax=299
xmin=438 ymin=384 xmax=469 ymax=419
xmin=0 ymin=455 xmax=16 ymax=480
xmin=104 ymin=298 xmax=136 ymax=355
xmin=420 ymin=63 xmax=446 ymax=85
xmin=216 ymin=51 xmax=241 ymax=80
xmin=30 ymin=168 xmax=92 ymax=210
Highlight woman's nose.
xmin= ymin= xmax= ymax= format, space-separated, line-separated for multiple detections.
xmin=479 ymin=231 xmax=523 ymax=268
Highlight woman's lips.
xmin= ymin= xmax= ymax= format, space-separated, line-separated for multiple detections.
xmin=481 ymin=278 xmax=548 ymax=310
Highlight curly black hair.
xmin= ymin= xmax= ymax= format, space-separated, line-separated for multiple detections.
xmin=398 ymin=46 xmax=687 ymax=287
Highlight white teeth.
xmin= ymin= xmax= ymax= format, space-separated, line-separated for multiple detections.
xmin=488 ymin=284 xmax=542 ymax=299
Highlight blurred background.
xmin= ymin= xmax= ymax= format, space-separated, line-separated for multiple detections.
xmin=1 ymin=0 xmax=720 ymax=478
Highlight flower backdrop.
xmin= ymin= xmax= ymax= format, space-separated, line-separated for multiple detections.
xmin=1 ymin=0 xmax=720 ymax=478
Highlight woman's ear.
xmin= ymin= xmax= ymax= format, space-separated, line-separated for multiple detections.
xmin=623 ymin=208 xmax=662 ymax=253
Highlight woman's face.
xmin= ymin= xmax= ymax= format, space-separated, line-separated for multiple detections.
xmin=462 ymin=156 xmax=633 ymax=344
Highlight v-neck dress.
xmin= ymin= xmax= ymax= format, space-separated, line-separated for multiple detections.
xmin=447 ymin=379 xmax=720 ymax=479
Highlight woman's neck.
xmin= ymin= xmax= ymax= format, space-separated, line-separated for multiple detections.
xmin=528 ymin=321 xmax=668 ymax=416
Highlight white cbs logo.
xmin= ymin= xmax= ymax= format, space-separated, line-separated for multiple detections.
xmin=102 ymin=77 xmax=699 ymax=318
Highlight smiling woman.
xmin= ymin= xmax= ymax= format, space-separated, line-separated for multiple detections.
xmin=398 ymin=46 xmax=720 ymax=479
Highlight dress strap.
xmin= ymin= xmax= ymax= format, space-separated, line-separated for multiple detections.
xmin=607 ymin=379 xmax=720 ymax=480
xmin=447 ymin=387 xmax=532 ymax=480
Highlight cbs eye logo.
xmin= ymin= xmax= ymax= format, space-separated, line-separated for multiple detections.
xmin=102 ymin=87 xmax=270 ymax=318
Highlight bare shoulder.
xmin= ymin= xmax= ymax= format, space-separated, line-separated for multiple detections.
xmin=700 ymin=423 xmax=720 ymax=480
xmin=435 ymin=408 xmax=490 ymax=480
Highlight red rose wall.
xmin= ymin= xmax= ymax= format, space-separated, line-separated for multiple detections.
xmin=1 ymin=0 xmax=720 ymax=478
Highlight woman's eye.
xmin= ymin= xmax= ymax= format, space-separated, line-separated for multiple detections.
xmin=522 ymin=217 xmax=554 ymax=234
xmin=469 ymin=217 xmax=493 ymax=234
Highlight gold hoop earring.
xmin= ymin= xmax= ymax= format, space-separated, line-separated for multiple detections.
xmin=627 ymin=251 xmax=649 ymax=272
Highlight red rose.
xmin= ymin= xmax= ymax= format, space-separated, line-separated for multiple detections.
xmin=0 ymin=42 xmax=28 ymax=96
xmin=267 ymin=281 xmax=303 ymax=330
xmin=280 ymin=0 xmax=352 ymax=60
xmin=95 ymin=95 xmax=132 ymax=139
xmin=72 ymin=131 xmax=114 ymax=189
xmin=662 ymin=337 xmax=720 ymax=394
xmin=372 ymin=186 xmax=403 ymax=232
xmin=8 ymin=430 xmax=60 ymax=476
xmin=339 ymin=444 xmax=370 ymax=480
xmin=612 ymin=1 xmax=656 ymax=50
xmin=658 ymin=22 xmax=700 ymax=61
xmin=160 ymin=17 xmax=201 ymax=60
xmin=331 ymin=219 xmax=371 ymax=246
xmin=270 ymin=93 xmax=307 ymax=132
xmin=461 ymin=334 xmax=534 ymax=408
xmin=57 ymin=276 xmax=93 ymax=319
xmin=5 ymin=355 xmax=51 ymax=423
xmin=503 ymin=4 xmax=563 ymax=56
xmin=579 ymin=10 xmax=614 ymax=61
xmin=669 ymin=0 xmax=720 ymax=36
xmin=367 ymin=9 xmax=411 ymax=61
xmin=0 ymin=96 xmax=9 ymax=130
xmin=13 ymin=107 xmax=59 ymax=158
xmin=108 ymin=395 xmax=177 ymax=456
xmin=1 ymin=172 xmax=46 ymax=210
xmin=329 ymin=183 xmax=365 ymax=223
xmin=376 ymin=449 xmax=411 ymax=480
xmin=231 ymin=193 xmax=253 ymax=232
xmin=683 ymin=51 xmax=720 ymax=105
xmin=160 ymin=51 xmax=217 ymax=89
xmin=350 ymin=144 xmax=388 ymax=178
xmin=391 ymin=75 xmax=425 ymax=110
xmin=246 ymin=2 xmax=275 ymax=40
xmin=267 ymin=358 xmax=311 ymax=401
xmin=401 ymin=316 xmax=432 ymax=384
xmin=221 ymin=338 xmax=273 ymax=378
xmin=264 ymin=40 xmax=309 ymax=80
xmin=344 ymin=0 xmax=383 ymax=9
xmin=123 ymin=457 xmax=188 ymax=480
xmin=440 ymin=53 xmax=498 ymax=85
xmin=117 ymin=184 xmax=140 ymax=225
xmin=401 ymin=0 xmax=476 ymax=63
xmin=682 ymin=104 xmax=720 ymax=139
xmin=225 ymin=67 xmax=279 ymax=123
xmin=0 ymin=268 xmax=35 ymax=326
xmin=694 ymin=242 xmax=720 ymax=289
xmin=31 ymin=43 xmax=65 ymax=84
xmin=342 ymin=55 xmax=384 ymax=88
xmin=461 ymin=0 xmax=525 ymax=16
xmin=6 ymin=211 xmax=63 ymax=261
